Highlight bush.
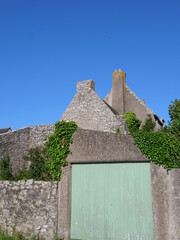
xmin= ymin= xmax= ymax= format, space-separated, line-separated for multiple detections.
xmin=141 ymin=114 xmax=155 ymax=132
xmin=168 ymin=99 xmax=180 ymax=140
xmin=123 ymin=112 xmax=141 ymax=134
xmin=0 ymin=155 xmax=14 ymax=181
xmin=15 ymin=148 xmax=52 ymax=181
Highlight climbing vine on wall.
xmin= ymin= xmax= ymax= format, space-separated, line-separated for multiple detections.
xmin=133 ymin=130 xmax=180 ymax=170
xmin=124 ymin=111 xmax=180 ymax=171
xmin=0 ymin=121 xmax=78 ymax=181
xmin=45 ymin=121 xmax=78 ymax=181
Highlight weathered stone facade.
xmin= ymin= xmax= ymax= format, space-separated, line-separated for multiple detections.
xmin=0 ymin=124 xmax=54 ymax=174
xmin=0 ymin=180 xmax=58 ymax=239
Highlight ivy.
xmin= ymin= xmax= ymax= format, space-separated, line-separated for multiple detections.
xmin=0 ymin=121 xmax=77 ymax=182
xmin=133 ymin=131 xmax=180 ymax=170
xmin=124 ymin=111 xmax=180 ymax=171
xmin=45 ymin=121 xmax=77 ymax=181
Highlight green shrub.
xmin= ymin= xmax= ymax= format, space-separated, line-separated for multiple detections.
xmin=123 ymin=112 xmax=141 ymax=134
xmin=141 ymin=114 xmax=156 ymax=132
xmin=0 ymin=155 xmax=14 ymax=181
xmin=168 ymin=99 xmax=180 ymax=140
xmin=15 ymin=148 xmax=52 ymax=181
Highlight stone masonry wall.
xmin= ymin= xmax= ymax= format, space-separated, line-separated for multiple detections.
xmin=0 ymin=124 xmax=54 ymax=175
xmin=29 ymin=125 xmax=54 ymax=148
xmin=0 ymin=128 xmax=31 ymax=175
xmin=0 ymin=180 xmax=58 ymax=240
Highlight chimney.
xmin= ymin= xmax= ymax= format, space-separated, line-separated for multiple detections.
xmin=112 ymin=69 xmax=126 ymax=114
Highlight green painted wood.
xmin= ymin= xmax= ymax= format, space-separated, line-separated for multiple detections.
xmin=71 ymin=163 xmax=154 ymax=240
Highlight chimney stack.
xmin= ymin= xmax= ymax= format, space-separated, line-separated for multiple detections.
xmin=112 ymin=69 xmax=126 ymax=114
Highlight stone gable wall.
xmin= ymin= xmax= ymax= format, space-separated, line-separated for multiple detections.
xmin=61 ymin=86 xmax=128 ymax=134
xmin=124 ymin=86 xmax=153 ymax=123
xmin=104 ymin=86 xmax=163 ymax=130
xmin=104 ymin=86 xmax=153 ymax=124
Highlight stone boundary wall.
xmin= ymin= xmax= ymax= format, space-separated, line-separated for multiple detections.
xmin=0 ymin=180 xmax=59 ymax=240
xmin=0 ymin=124 xmax=54 ymax=174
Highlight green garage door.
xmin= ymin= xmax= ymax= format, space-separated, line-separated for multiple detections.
xmin=71 ymin=163 xmax=154 ymax=240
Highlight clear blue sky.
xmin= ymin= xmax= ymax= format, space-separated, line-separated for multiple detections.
xmin=0 ymin=0 xmax=179 ymax=130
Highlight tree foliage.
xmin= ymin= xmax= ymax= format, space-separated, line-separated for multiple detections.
xmin=168 ymin=99 xmax=180 ymax=140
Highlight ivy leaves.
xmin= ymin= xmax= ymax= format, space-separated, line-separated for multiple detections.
xmin=45 ymin=121 xmax=77 ymax=181
xmin=124 ymin=109 xmax=180 ymax=171
xmin=0 ymin=121 xmax=78 ymax=181
xmin=133 ymin=131 xmax=180 ymax=170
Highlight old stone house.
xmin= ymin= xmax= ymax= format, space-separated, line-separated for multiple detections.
xmin=61 ymin=69 xmax=164 ymax=131
xmin=0 ymin=70 xmax=179 ymax=240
